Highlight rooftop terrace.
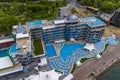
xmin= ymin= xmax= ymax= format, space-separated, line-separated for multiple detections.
xmin=26 ymin=20 xmax=43 ymax=27
xmin=26 ymin=17 xmax=106 ymax=29
xmin=79 ymin=17 xmax=106 ymax=28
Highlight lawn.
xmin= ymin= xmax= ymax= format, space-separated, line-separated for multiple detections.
xmin=71 ymin=63 xmax=76 ymax=74
xmin=80 ymin=58 xmax=90 ymax=63
xmin=100 ymin=44 xmax=109 ymax=56
xmin=33 ymin=39 xmax=44 ymax=56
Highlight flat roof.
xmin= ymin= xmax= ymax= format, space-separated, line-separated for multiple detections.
xmin=26 ymin=20 xmax=43 ymax=27
xmin=42 ymin=25 xmax=55 ymax=30
xmin=0 ymin=56 xmax=13 ymax=69
xmin=79 ymin=17 xmax=106 ymax=28
xmin=0 ymin=38 xmax=14 ymax=44
xmin=17 ymin=26 xmax=25 ymax=33
xmin=16 ymin=33 xmax=29 ymax=39
xmin=54 ymin=20 xmax=65 ymax=24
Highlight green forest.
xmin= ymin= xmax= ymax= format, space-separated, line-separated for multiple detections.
xmin=0 ymin=0 xmax=67 ymax=34
xmin=78 ymin=0 xmax=120 ymax=12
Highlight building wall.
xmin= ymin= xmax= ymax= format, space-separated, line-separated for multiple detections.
xmin=29 ymin=21 xmax=105 ymax=44
xmin=0 ymin=41 xmax=15 ymax=49
xmin=15 ymin=52 xmax=33 ymax=65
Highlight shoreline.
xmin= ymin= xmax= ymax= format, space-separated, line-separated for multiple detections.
xmin=95 ymin=59 xmax=120 ymax=80
xmin=73 ymin=35 xmax=120 ymax=80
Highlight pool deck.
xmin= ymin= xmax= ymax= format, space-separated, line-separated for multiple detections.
xmin=73 ymin=35 xmax=120 ymax=80
xmin=54 ymin=44 xmax=60 ymax=56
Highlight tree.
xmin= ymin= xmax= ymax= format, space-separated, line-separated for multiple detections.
xmin=101 ymin=1 xmax=115 ymax=12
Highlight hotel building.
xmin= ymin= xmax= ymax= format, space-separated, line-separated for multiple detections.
xmin=26 ymin=15 xmax=106 ymax=44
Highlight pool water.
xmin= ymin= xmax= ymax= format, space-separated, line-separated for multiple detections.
xmin=10 ymin=44 xmax=17 ymax=55
xmin=107 ymin=37 xmax=117 ymax=45
xmin=45 ymin=44 xmax=57 ymax=58
xmin=0 ymin=48 xmax=8 ymax=58
xmin=60 ymin=43 xmax=84 ymax=61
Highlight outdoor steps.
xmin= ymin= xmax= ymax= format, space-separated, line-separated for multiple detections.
xmin=49 ymin=57 xmax=75 ymax=75
xmin=49 ymin=60 xmax=68 ymax=75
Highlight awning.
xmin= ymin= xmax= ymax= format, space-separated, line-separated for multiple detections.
xmin=70 ymin=38 xmax=75 ymax=42
xmin=84 ymin=43 xmax=95 ymax=51
xmin=38 ymin=57 xmax=47 ymax=66
xmin=55 ymin=39 xmax=65 ymax=43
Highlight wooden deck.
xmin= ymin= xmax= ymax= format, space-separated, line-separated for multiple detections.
xmin=73 ymin=35 xmax=120 ymax=80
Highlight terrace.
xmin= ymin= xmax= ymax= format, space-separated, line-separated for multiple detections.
xmin=79 ymin=17 xmax=106 ymax=28
xmin=46 ymin=36 xmax=117 ymax=75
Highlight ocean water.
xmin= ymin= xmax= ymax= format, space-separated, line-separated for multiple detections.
xmin=96 ymin=60 xmax=120 ymax=80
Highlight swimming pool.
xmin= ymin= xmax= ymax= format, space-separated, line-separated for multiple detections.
xmin=10 ymin=44 xmax=17 ymax=55
xmin=45 ymin=44 xmax=57 ymax=58
xmin=107 ymin=37 xmax=117 ymax=45
xmin=0 ymin=48 xmax=8 ymax=58
xmin=60 ymin=43 xmax=84 ymax=61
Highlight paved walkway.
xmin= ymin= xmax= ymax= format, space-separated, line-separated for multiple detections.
xmin=73 ymin=35 xmax=120 ymax=80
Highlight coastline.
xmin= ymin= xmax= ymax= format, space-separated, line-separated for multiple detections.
xmin=73 ymin=35 xmax=120 ymax=80
xmin=96 ymin=59 xmax=120 ymax=80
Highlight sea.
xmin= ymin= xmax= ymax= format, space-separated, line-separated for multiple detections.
xmin=96 ymin=60 xmax=120 ymax=80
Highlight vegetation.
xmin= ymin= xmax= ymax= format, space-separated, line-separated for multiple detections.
xmin=0 ymin=0 xmax=67 ymax=34
xmin=78 ymin=0 xmax=120 ymax=13
xmin=33 ymin=39 xmax=44 ymax=56
xmin=71 ymin=7 xmax=78 ymax=14
xmin=55 ymin=70 xmax=63 ymax=74
xmin=80 ymin=58 xmax=90 ymax=63
xmin=100 ymin=44 xmax=109 ymax=55
xmin=71 ymin=63 xmax=76 ymax=74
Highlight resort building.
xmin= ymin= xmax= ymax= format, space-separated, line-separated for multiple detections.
xmin=0 ymin=34 xmax=23 ymax=76
xmin=0 ymin=34 xmax=15 ymax=49
xmin=26 ymin=15 xmax=106 ymax=44
xmin=0 ymin=14 xmax=107 ymax=78
xmin=12 ymin=24 xmax=33 ymax=65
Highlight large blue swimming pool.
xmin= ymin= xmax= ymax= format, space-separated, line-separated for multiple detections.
xmin=10 ymin=44 xmax=17 ymax=54
xmin=45 ymin=44 xmax=57 ymax=58
xmin=0 ymin=48 xmax=8 ymax=58
xmin=60 ymin=43 xmax=84 ymax=61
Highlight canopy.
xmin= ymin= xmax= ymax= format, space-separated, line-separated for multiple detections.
xmin=0 ymin=56 xmax=13 ymax=69
xmin=84 ymin=43 xmax=95 ymax=51
xmin=96 ymin=54 xmax=101 ymax=59
xmin=25 ymin=70 xmax=62 ymax=80
xmin=38 ymin=57 xmax=47 ymax=66
xmin=63 ymin=74 xmax=73 ymax=80
xmin=76 ymin=61 xmax=82 ymax=66
xmin=55 ymin=39 xmax=65 ymax=44
xmin=70 ymin=38 xmax=75 ymax=42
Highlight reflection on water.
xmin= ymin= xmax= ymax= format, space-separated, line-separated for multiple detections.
xmin=96 ymin=60 xmax=120 ymax=80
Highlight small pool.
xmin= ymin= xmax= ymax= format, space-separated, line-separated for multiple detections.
xmin=45 ymin=44 xmax=57 ymax=58
xmin=60 ymin=43 xmax=84 ymax=61
xmin=0 ymin=48 xmax=8 ymax=58
xmin=10 ymin=44 xmax=17 ymax=55
xmin=107 ymin=37 xmax=117 ymax=45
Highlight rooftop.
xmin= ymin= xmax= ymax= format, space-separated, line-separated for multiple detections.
xmin=79 ymin=17 xmax=106 ymax=28
xmin=25 ymin=16 xmax=106 ymax=29
xmin=0 ymin=56 xmax=13 ymax=70
xmin=26 ymin=20 xmax=43 ymax=27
